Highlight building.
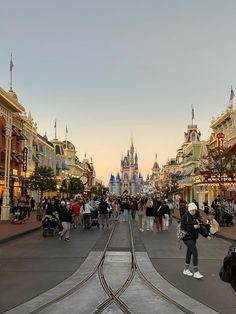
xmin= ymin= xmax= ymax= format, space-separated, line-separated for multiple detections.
xmin=0 ymin=87 xmax=25 ymax=220
xmin=108 ymin=139 xmax=143 ymax=196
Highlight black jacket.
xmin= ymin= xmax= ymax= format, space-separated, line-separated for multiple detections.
xmin=181 ymin=212 xmax=200 ymax=240
xmin=99 ymin=201 xmax=109 ymax=214
xmin=59 ymin=207 xmax=72 ymax=222
xmin=181 ymin=212 xmax=209 ymax=240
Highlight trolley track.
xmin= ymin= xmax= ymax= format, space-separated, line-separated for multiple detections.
xmin=27 ymin=218 xmax=197 ymax=314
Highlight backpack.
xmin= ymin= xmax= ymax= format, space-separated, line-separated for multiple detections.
xmin=177 ymin=223 xmax=188 ymax=241
xmin=177 ymin=214 xmax=188 ymax=243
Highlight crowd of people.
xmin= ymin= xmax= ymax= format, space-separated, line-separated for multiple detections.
xmin=11 ymin=195 xmax=36 ymax=222
xmin=11 ymin=192 xmax=236 ymax=289
xmin=39 ymin=194 xmax=174 ymax=241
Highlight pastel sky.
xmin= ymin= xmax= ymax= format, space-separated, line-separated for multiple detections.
xmin=1 ymin=0 xmax=236 ymax=184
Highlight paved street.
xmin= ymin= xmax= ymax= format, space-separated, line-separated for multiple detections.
xmin=0 ymin=214 xmax=236 ymax=313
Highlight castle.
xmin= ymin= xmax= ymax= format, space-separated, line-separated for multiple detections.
xmin=108 ymin=139 xmax=144 ymax=196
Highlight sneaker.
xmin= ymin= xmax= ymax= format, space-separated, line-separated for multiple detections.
xmin=183 ymin=269 xmax=193 ymax=276
xmin=193 ymin=271 xmax=204 ymax=279
xmin=59 ymin=235 xmax=63 ymax=240
xmin=65 ymin=238 xmax=70 ymax=242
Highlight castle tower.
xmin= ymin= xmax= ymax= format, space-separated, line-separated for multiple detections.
xmin=109 ymin=139 xmax=144 ymax=196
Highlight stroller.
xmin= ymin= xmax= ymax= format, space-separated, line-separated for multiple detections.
xmin=42 ymin=213 xmax=60 ymax=236
xmin=223 ymin=211 xmax=234 ymax=226
xmin=11 ymin=209 xmax=26 ymax=224
xmin=90 ymin=209 xmax=99 ymax=228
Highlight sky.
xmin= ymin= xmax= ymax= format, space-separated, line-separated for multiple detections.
xmin=1 ymin=0 xmax=236 ymax=185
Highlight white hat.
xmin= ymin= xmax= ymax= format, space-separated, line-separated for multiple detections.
xmin=188 ymin=202 xmax=197 ymax=211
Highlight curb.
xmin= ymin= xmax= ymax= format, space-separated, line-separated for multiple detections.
xmin=0 ymin=226 xmax=42 ymax=244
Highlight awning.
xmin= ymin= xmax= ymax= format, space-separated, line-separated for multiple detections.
xmin=12 ymin=127 xmax=28 ymax=140
xmin=32 ymin=155 xmax=40 ymax=163
xmin=227 ymin=185 xmax=236 ymax=192
xmin=11 ymin=153 xmax=20 ymax=163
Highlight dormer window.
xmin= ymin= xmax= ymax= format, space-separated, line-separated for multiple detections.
xmin=191 ymin=132 xmax=196 ymax=141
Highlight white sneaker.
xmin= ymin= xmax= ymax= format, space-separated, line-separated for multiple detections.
xmin=193 ymin=271 xmax=204 ymax=279
xmin=183 ymin=269 xmax=193 ymax=276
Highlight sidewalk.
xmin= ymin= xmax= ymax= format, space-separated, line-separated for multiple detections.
xmin=0 ymin=212 xmax=236 ymax=243
xmin=0 ymin=211 xmax=41 ymax=243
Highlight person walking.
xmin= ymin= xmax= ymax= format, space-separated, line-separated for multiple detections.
xmin=81 ymin=200 xmax=93 ymax=229
xmin=30 ymin=197 xmax=36 ymax=211
xmin=181 ymin=202 xmax=211 ymax=279
xmin=160 ymin=200 xmax=170 ymax=231
xmin=121 ymin=195 xmax=130 ymax=222
xmin=59 ymin=201 xmax=73 ymax=241
xmin=130 ymin=197 xmax=138 ymax=220
xmin=146 ymin=197 xmax=154 ymax=231
xmin=99 ymin=197 xmax=109 ymax=228
xmin=72 ymin=199 xmax=81 ymax=229
xmin=138 ymin=197 xmax=146 ymax=231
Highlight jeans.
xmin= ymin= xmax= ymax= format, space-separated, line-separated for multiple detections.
xmin=183 ymin=239 xmax=198 ymax=266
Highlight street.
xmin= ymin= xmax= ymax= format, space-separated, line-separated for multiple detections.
xmin=0 ymin=218 xmax=235 ymax=314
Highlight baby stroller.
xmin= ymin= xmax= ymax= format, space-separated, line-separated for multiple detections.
xmin=11 ymin=209 xmax=26 ymax=224
xmin=42 ymin=214 xmax=60 ymax=236
xmin=223 ymin=211 xmax=234 ymax=226
xmin=90 ymin=209 xmax=99 ymax=228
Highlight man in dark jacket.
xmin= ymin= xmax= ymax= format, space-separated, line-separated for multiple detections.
xmin=99 ymin=198 xmax=109 ymax=228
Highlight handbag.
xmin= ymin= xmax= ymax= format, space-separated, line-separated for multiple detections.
xmin=198 ymin=223 xmax=209 ymax=237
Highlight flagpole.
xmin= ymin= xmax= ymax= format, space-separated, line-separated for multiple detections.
xmin=191 ymin=105 xmax=194 ymax=126
xmin=9 ymin=53 xmax=13 ymax=91
xmin=229 ymin=86 xmax=234 ymax=109
xmin=65 ymin=125 xmax=68 ymax=149
xmin=54 ymin=119 xmax=57 ymax=140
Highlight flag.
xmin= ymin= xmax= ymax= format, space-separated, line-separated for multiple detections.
xmin=54 ymin=120 xmax=56 ymax=128
xmin=10 ymin=54 xmax=14 ymax=72
xmin=230 ymin=86 xmax=235 ymax=101
xmin=192 ymin=106 xmax=194 ymax=120
xmin=66 ymin=125 xmax=68 ymax=134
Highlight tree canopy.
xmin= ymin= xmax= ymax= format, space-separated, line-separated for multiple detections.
xmin=28 ymin=166 xmax=57 ymax=200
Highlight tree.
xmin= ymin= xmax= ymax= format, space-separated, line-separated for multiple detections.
xmin=60 ymin=177 xmax=84 ymax=197
xmin=162 ymin=173 xmax=181 ymax=198
xmin=205 ymin=146 xmax=236 ymax=224
xmin=68 ymin=177 xmax=84 ymax=196
xmin=27 ymin=166 xmax=57 ymax=203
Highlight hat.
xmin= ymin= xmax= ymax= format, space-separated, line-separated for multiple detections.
xmin=188 ymin=202 xmax=197 ymax=211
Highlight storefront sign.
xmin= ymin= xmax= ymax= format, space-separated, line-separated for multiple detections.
xmin=216 ymin=132 xmax=225 ymax=147
xmin=23 ymin=147 xmax=28 ymax=172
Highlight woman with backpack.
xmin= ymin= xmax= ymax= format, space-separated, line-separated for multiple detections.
xmin=181 ymin=202 xmax=211 ymax=279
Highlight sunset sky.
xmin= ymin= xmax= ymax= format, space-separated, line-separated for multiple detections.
xmin=1 ymin=0 xmax=236 ymax=184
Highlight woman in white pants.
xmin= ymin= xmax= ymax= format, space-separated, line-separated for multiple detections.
xmin=145 ymin=198 xmax=154 ymax=231
xmin=161 ymin=200 xmax=170 ymax=231
xmin=138 ymin=198 xmax=146 ymax=231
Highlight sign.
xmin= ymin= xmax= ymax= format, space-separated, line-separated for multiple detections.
xmin=216 ymin=132 xmax=225 ymax=139
xmin=216 ymin=133 xmax=225 ymax=147
xmin=22 ymin=147 xmax=28 ymax=172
